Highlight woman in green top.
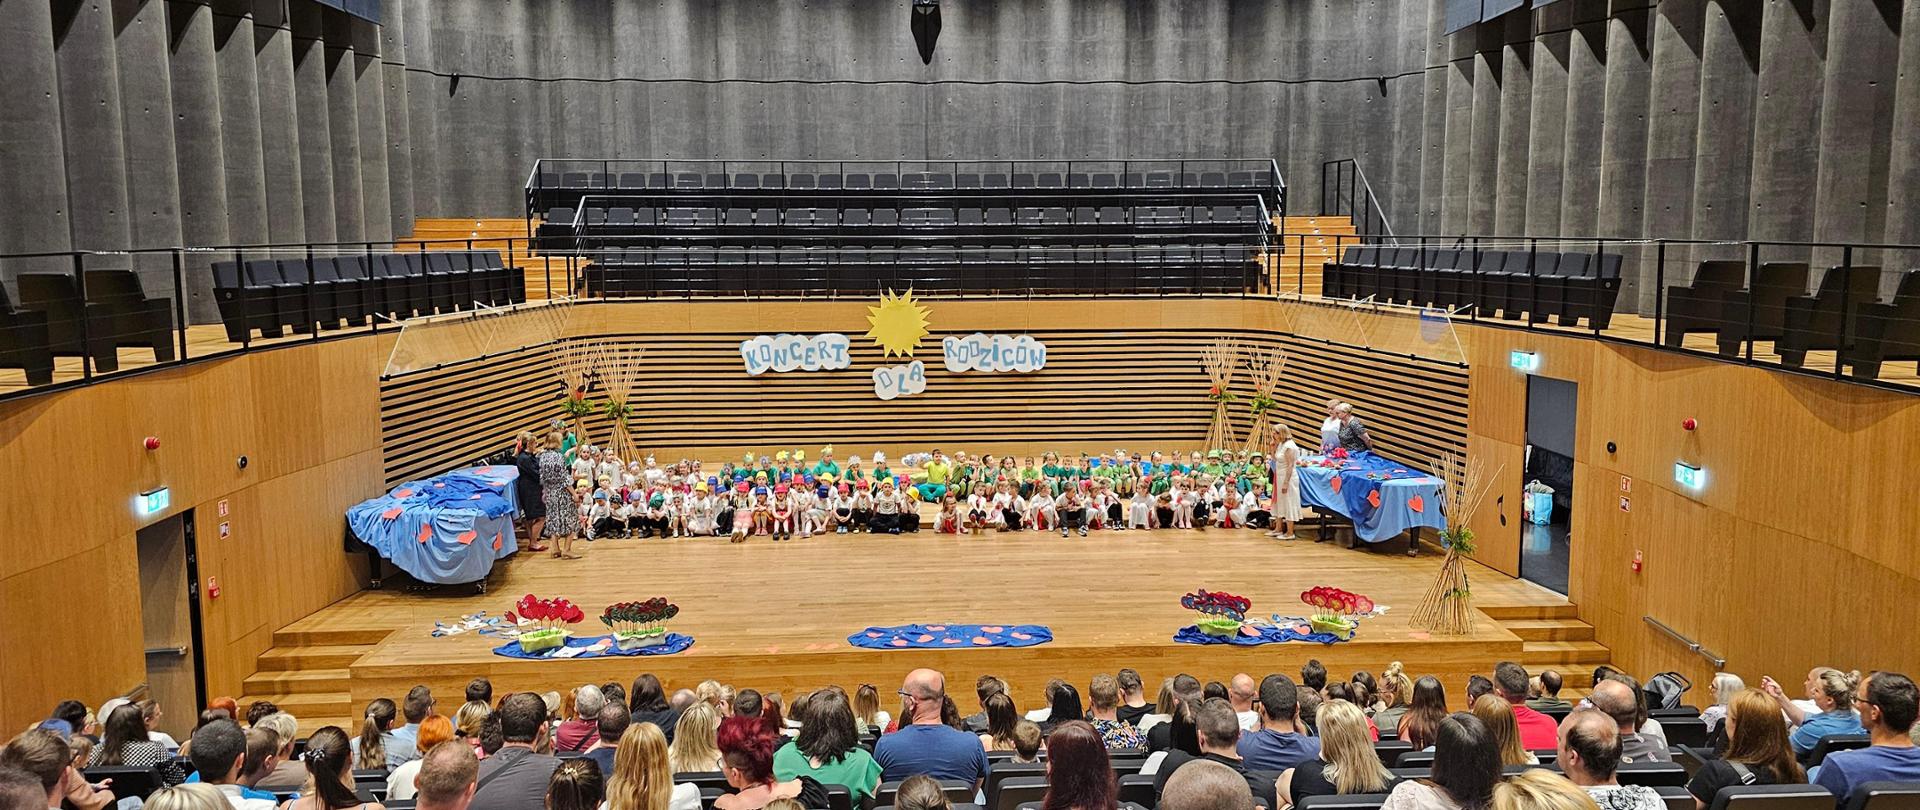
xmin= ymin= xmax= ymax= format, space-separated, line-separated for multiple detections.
xmin=772 ymin=690 xmax=881 ymax=806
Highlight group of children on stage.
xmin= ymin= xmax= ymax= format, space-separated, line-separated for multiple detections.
xmin=557 ymin=442 xmax=1303 ymax=543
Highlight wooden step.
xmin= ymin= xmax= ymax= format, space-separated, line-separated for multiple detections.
xmin=1481 ymin=603 xmax=1580 ymax=620
xmin=1520 ymin=640 xmax=1612 ymax=666
xmin=234 ymin=691 xmax=353 ymax=717
xmin=1501 ymin=619 xmax=1596 ymax=642
xmin=271 ymin=627 xmax=393 ymax=647
xmin=256 ymin=644 xmax=372 ymax=671
xmin=242 ymin=668 xmax=353 ymax=695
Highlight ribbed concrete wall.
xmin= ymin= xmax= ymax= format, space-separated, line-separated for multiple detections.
xmin=4 ymin=0 xmax=1915 ymax=317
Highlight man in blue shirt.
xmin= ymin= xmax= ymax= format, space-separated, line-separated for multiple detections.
xmin=187 ymin=720 xmax=278 ymax=810
xmin=1815 ymin=672 xmax=1920 ymax=807
xmin=388 ymin=686 xmax=435 ymax=767
xmin=873 ymin=668 xmax=990 ymax=790
xmin=1236 ymin=673 xmax=1321 ymax=772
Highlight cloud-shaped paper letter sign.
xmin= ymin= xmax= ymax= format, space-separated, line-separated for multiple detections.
xmin=941 ymin=333 xmax=1047 ymax=373
xmin=872 ymin=360 xmax=927 ymax=400
xmin=740 ymin=333 xmax=852 ymax=376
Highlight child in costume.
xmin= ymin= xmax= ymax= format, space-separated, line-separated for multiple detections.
xmin=934 ymin=493 xmax=962 ymax=534
xmin=1096 ymin=478 xmax=1124 ymax=529
xmin=871 ymin=478 xmax=900 ymax=534
xmin=831 ymin=483 xmax=853 ymax=532
xmin=688 ymin=484 xmax=716 ymax=536
xmin=585 ymin=492 xmax=615 ymax=540
xmin=1027 ymin=485 xmax=1055 ymax=531
xmin=729 ymin=484 xmax=753 ymax=542
xmin=1186 ymin=476 xmax=1208 ymax=530
xmin=849 ymin=480 xmax=874 ymax=531
xmin=666 ymin=491 xmax=689 ymax=538
xmin=966 ymin=485 xmax=993 ymax=534
xmin=1128 ymin=479 xmax=1153 ymax=529
xmin=1154 ymin=492 xmax=1175 ymax=529
xmin=894 ymin=480 xmax=921 ymax=532
xmin=992 ymin=479 xmax=1023 ymax=531
xmin=1057 ymin=486 xmax=1088 ymax=536
xmin=749 ymin=488 xmax=773 ymax=536
xmin=770 ymin=484 xmax=794 ymax=541
xmin=869 ymin=452 xmax=893 ymax=487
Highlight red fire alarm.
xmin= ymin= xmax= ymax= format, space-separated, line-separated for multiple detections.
xmin=1682 ymin=418 xmax=1698 ymax=431
xmin=1631 ymin=550 xmax=1644 ymax=573
xmin=206 ymin=576 xmax=221 ymax=599
xmin=143 ymin=436 xmax=162 ymax=450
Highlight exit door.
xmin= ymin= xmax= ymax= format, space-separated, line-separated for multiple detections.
xmin=136 ymin=512 xmax=206 ymax=741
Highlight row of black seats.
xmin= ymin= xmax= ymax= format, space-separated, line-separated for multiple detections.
xmin=579 ymin=256 xmax=1262 ymax=298
xmin=542 ymin=203 xmax=1263 ymax=234
xmin=1664 ymin=261 xmax=1920 ymax=379
xmin=209 ymin=251 xmax=522 ymax=343
xmin=534 ymin=168 xmax=1276 ymax=195
xmin=1325 ymin=246 xmax=1624 ymax=330
xmin=1 ymin=270 xmax=175 ymax=385
xmin=589 ymin=243 xmax=1264 ymax=266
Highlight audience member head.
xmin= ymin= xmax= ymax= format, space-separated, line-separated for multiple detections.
xmin=1466 ymin=675 xmax=1495 ymax=704
xmin=1539 ymin=670 xmax=1564 ymax=699
xmin=415 ymin=741 xmax=479 ymax=810
xmin=50 ymin=701 xmax=89 ymax=736
xmin=1492 ymin=768 xmax=1599 ymax=810
xmin=1301 ymin=660 xmax=1328 ymax=692
xmin=1159 ymin=759 xmax=1254 ymax=810
xmin=1709 ymin=673 xmax=1746 ymax=707
xmin=901 ymin=669 xmax=948 ymax=725
xmin=1352 ymin=670 xmax=1379 ymax=699
xmin=1227 ymin=674 xmax=1257 ymax=712
xmin=355 ymin=698 xmax=398 ymax=770
xmin=140 ymin=702 xmax=167 ymax=734
xmin=254 ymin=713 xmax=299 ymax=757
xmin=1048 ymin=683 xmax=1085 ymax=725
xmin=573 ymin=685 xmax=607 ymax=722
xmin=1317 ymin=699 xmax=1394 ymax=794
xmin=1116 ymin=669 xmax=1145 ymax=703
xmin=300 ymin=726 xmax=363 ymax=810
xmin=465 ymin=678 xmax=493 ymax=706
xmin=97 ymin=703 xmax=151 ymax=766
xmin=194 ymin=710 xmax=231 ymax=734
xmin=1590 ymin=667 xmax=1619 ymax=689
xmin=1557 ymin=709 xmax=1622 ymax=786
xmin=1861 ymin=671 xmax=1919 ymax=737
xmin=142 ymin=783 xmax=228 ymax=810
xmin=1380 ymin=662 xmax=1414 ymax=709
xmin=1193 ymin=698 xmax=1242 ymax=754
xmin=187 ymin=720 xmax=248 ymax=784
xmin=852 ymin=684 xmax=882 ymax=730
xmin=1470 ymin=694 xmax=1530 ymax=767
xmin=594 ymin=703 xmax=631 ymax=752
xmin=477 ymin=714 xmax=504 ymax=755
xmin=1297 ymin=687 xmax=1325 ymax=736
xmin=500 ymin=692 xmax=551 ymax=746
xmin=1494 ymin=662 xmax=1530 ymax=703
xmin=0 ymin=765 xmax=53 ymax=810
xmin=1041 ymin=721 xmax=1117 ymax=810
xmin=1810 ymin=669 xmax=1865 ymax=715
xmin=696 ymin=681 xmax=734 ymax=716
xmin=893 ymin=775 xmax=954 ymax=810
xmin=1257 ymin=674 xmax=1301 ymax=725
xmin=1013 ymin=720 xmax=1044 ymax=761
xmin=669 ymin=703 xmax=720 ymax=773
xmin=245 ymin=701 xmax=280 ymax=729
xmin=794 ymin=690 xmax=857 ymax=765
xmin=241 ymin=728 xmax=280 ymax=784
xmin=760 ymin=693 xmax=785 ymax=730
xmin=455 ymin=701 xmax=492 ymax=741
xmin=0 ymin=730 xmax=71 ymax=803
xmin=1721 ymin=689 xmax=1803 ymax=784
xmin=716 ymin=715 xmax=779 ymax=789
xmin=976 ymin=675 xmax=1007 ymax=709
xmin=545 ymin=758 xmax=603 ymax=810
xmin=984 ymin=692 xmax=1019 ymax=747
xmin=629 ymin=675 xmax=669 ymax=713
xmin=1153 ymin=678 xmax=1178 ymax=715
xmin=731 ymin=689 xmax=763 ymax=721
xmin=405 ymin=686 xmax=436 ymax=725
xmin=1430 ymin=712 xmax=1502 ymax=810
xmin=607 ymin=722 xmax=673 ymax=810
xmin=668 ymin=690 xmax=697 ymax=712
xmin=1587 ymin=679 xmax=1640 ymax=734
xmin=600 ymin=682 xmax=626 ymax=707
xmin=417 ymin=715 xmax=455 ymax=754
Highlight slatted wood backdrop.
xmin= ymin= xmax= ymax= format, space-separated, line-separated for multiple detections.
xmin=380 ymin=311 xmax=1467 ymax=485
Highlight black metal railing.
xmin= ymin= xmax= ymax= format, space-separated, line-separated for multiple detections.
xmin=1320 ymin=158 xmax=1395 ymax=243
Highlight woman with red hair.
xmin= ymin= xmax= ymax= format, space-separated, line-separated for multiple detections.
xmin=713 ymin=715 xmax=830 ymax=810
xmin=1042 ymin=721 xmax=1118 ymax=810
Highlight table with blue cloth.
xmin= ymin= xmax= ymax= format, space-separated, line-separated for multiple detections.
xmin=345 ymin=465 xmax=522 ymax=587
xmin=1295 ymin=451 xmax=1446 ymax=551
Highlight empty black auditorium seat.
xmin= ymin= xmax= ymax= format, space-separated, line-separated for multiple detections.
xmin=1776 ymin=264 xmax=1883 ymax=368
xmin=1 ymin=281 xmax=57 ymax=384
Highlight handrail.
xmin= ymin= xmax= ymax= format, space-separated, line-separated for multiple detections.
xmin=1320 ymin=158 xmax=1396 ymax=243
xmin=1643 ymin=615 xmax=1726 ymax=670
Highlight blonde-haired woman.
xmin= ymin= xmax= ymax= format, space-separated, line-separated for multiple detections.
xmin=697 ymin=681 xmax=736 ymax=717
xmin=1279 ymin=699 xmax=1398 ymax=807
xmin=142 ymin=783 xmax=230 ymax=810
xmin=1700 ymin=673 xmax=1746 ymax=745
xmin=1492 ymin=768 xmax=1599 ymax=810
xmin=1764 ymin=669 xmax=1865 ymax=756
xmin=1269 ymin=424 xmax=1303 ymax=540
xmin=1375 ymin=662 xmax=1416 ymax=736
xmin=1470 ymin=694 xmax=1538 ymax=767
xmin=669 ymin=702 xmax=724 ymax=773
xmin=606 ymin=722 xmax=701 ymax=810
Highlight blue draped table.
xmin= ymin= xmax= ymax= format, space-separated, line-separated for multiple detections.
xmin=848 ymin=623 xmax=1053 ymax=649
xmin=1173 ymin=617 xmax=1357 ymax=646
xmin=346 ymin=465 xmax=521 ymax=584
xmin=491 ymin=633 xmax=696 ymax=660
xmin=1295 ymin=452 xmax=1446 ymax=543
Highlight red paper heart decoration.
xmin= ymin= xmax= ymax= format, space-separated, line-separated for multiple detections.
xmin=1408 ymin=494 xmax=1425 ymax=513
xmin=456 ymin=530 xmax=477 ymax=545
xmin=1329 ymin=476 xmax=1342 ymax=493
xmin=890 ymin=638 xmax=909 ymax=647
xmin=916 ymin=634 xmax=934 ymax=643
xmin=417 ymin=524 xmax=434 ymax=543
xmin=381 ymin=507 xmax=403 ymax=519
xmin=973 ymin=636 xmax=991 ymax=645
xmin=928 ymin=625 xmax=946 ymax=631
xmin=469 ymin=494 xmax=485 ymax=500
xmin=395 ymin=489 xmax=414 ymax=498
xmin=943 ymin=637 xmax=961 ymax=644
xmin=1011 ymin=632 xmax=1031 ymax=640
xmin=434 ymin=482 xmax=445 ymax=488
xmin=492 ymin=533 xmax=503 ymax=550
xmin=982 ymin=626 xmax=1004 ymax=633
xmin=1367 ymin=490 xmax=1383 ymax=509
xmin=866 ymin=631 xmax=883 ymax=638
xmin=1239 ymin=625 xmax=1260 ymax=637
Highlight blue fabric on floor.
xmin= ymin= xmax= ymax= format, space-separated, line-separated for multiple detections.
xmin=1173 ymin=620 xmax=1356 ymax=646
xmin=848 ymin=623 xmax=1053 ymax=649
xmin=345 ymin=465 xmax=521 ymax=585
xmin=491 ymin=633 xmax=696 ymax=659
xmin=1296 ymin=451 xmax=1447 ymax=543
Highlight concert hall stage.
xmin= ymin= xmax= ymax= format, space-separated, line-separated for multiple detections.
xmin=272 ymin=526 xmax=1596 ymax=729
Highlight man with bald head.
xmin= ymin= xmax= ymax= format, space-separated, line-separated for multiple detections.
xmin=1161 ymin=759 xmax=1258 ymax=810
xmin=1229 ymin=674 xmax=1260 ymax=731
xmin=873 ymin=669 xmax=989 ymax=789
xmin=1589 ymin=677 xmax=1671 ymax=763
xmin=1558 ymin=709 xmax=1664 ymax=810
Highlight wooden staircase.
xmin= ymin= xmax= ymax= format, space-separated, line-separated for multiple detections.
xmin=236 ymin=627 xmax=391 ymax=735
xmin=400 ymin=218 xmax=571 ymax=301
xmin=1481 ymin=603 xmax=1613 ymax=679
xmin=1270 ymin=215 xmax=1355 ymax=297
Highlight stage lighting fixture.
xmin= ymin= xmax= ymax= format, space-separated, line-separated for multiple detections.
xmin=911 ymin=0 xmax=941 ymax=65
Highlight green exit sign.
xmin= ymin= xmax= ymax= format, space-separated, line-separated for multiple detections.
xmin=138 ymin=487 xmax=171 ymax=516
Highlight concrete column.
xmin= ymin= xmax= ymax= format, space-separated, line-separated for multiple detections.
xmin=1748 ymin=0 xmax=1828 ymax=253
xmin=379 ymin=0 xmax=414 ymax=237
xmin=1689 ymin=0 xmax=1762 ymax=261
xmin=53 ymin=0 xmax=136 ymax=267
xmin=355 ymin=49 xmax=393 ymax=243
xmin=1417 ymin=0 xmax=1450 ymax=235
xmin=0 ymin=0 xmax=76 ymax=278
xmin=1811 ymin=0 xmax=1899 ymax=287
xmin=1884 ymin=0 xmax=1920 ymax=269
xmin=1524 ymin=5 xmax=1574 ymax=237
xmin=1468 ymin=26 xmax=1503 ymax=235
xmin=211 ymin=0 xmax=266 ymax=245
xmin=167 ymin=0 xmax=230 ymax=251
xmin=1641 ymin=0 xmax=1706 ymax=293
xmin=254 ymin=0 xmax=305 ymax=243
xmin=1559 ymin=16 xmax=1607 ymax=238
xmin=1494 ymin=13 xmax=1533 ymax=236
xmin=323 ymin=12 xmax=363 ymax=244
xmin=290 ymin=1 xmax=336 ymax=242
xmin=113 ymin=0 xmax=185 ymax=292
xmin=1440 ymin=39 xmax=1476 ymax=234
xmin=402 ymin=0 xmax=440 ymax=219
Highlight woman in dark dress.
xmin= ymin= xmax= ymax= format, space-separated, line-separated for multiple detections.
xmin=515 ymin=431 xmax=548 ymax=552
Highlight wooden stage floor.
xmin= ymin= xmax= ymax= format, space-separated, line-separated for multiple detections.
xmin=280 ymin=525 xmax=1588 ymax=726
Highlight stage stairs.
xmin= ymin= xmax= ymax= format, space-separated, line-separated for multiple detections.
xmin=236 ymin=626 xmax=393 ymax=735
xmin=1269 ymin=215 xmax=1353 ymax=297
xmin=1481 ymin=602 xmax=1612 ymax=684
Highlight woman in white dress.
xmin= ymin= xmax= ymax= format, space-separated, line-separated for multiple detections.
xmin=1320 ymin=398 xmax=1344 ymax=453
xmin=1270 ymin=424 xmax=1304 ymax=539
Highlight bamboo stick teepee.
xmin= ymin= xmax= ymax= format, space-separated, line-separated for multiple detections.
xmin=585 ymin=342 xmax=647 ymax=461
xmin=1411 ymin=448 xmax=1502 ymax=635
xmin=1241 ymin=348 xmax=1288 ymax=453
xmin=1200 ymin=339 xmax=1241 ymax=451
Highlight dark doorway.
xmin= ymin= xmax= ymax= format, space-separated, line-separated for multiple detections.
xmin=137 ymin=511 xmax=206 ymax=740
xmin=1521 ymin=376 xmax=1576 ymax=593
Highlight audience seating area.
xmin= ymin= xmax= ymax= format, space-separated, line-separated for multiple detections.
xmin=1 ymin=269 xmax=177 ymax=385
xmin=1663 ymin=261 xmax=1920 ymax=379
xmin=208 ymin=250 xmax=524 ymax=343
xmin=1322 ymin=245 xmax=1624 ymax=329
